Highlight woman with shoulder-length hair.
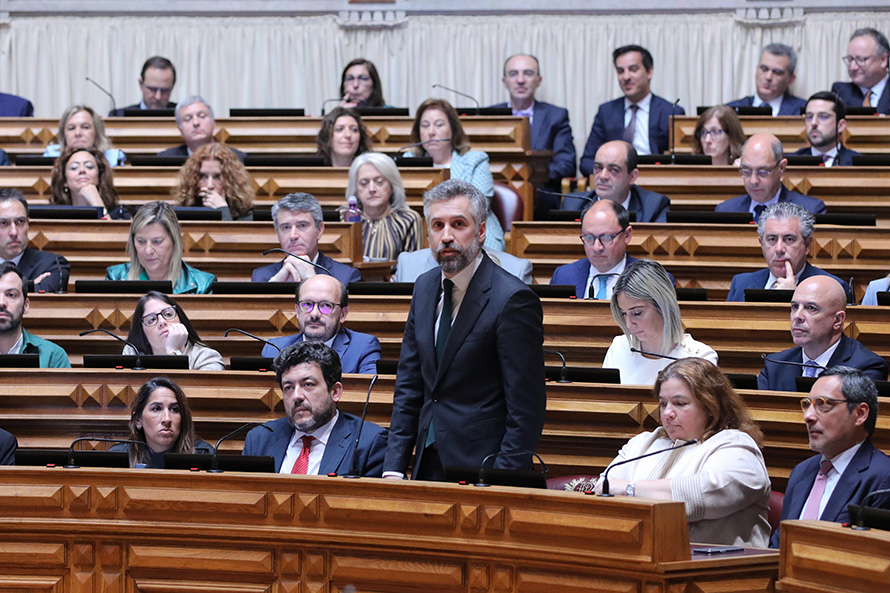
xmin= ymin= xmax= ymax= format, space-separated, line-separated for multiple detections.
xmin=603 ymin=259 xmax=717 ymax=385
xmin=595 ymin=357 xmax=770 ymax=547
xmin=43 ymin=104 xmax=126 ymax=166
xmin=174 ymin=143 xmax=255 ymax=220
xmin=110 ymin=377 xmax=213 ymax=468
xmin=105 ymin=201 xmax=216 ymax=294
xmin=316 ymin=106 xmax=373 ymax=167
xmin=343 ymin=151 xmax=423 ymax=261
xmin=691 ymin=105 xmax=746 ymax=166
xmin=339 ymin=58 xmax=386 ymax=109
xmin=50 ymin=146 xmax=129 ymax=219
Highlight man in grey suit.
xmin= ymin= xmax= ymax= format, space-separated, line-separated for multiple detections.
xmin=0 ymin=190 xmax=69 ymax=293
xmin=242 ymin=342 xmax=387 ymax=476
xmin=383 ymin=179 xmax=546 ymax=481
xmin=394 ymin=248 xmax=533 ymax=284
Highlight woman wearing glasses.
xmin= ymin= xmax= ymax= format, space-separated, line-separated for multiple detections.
xmin=342 ymin=152 xmax=423 ymax=261
xmin=338 ymin=58 xmax=386 ymax=109
xmin=123 ymin=291 xmax=224 ymax=370
xmin=691 ymin=105 xmax=746 ymax=166
xmin=594 ymin=357 xmax=771 ymax=547
xmin=603 ymin=259 xmax=717 ymax=385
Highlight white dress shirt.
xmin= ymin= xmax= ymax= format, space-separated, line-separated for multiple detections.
xmin=279 ymin=409 xmax=339 ymax=475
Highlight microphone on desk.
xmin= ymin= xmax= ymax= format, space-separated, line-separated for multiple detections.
xmin=79 ymin=329 xmax=145 ymax=370
xmin=262 ymin=248 xmax=332 ymax=275
xmin=669 ymin=98 xmax=681 ymax=163
xmin=543 ymin=349 xmax=570 ymax=383
xmin=848 ymin=277 xmax=855 ymax=305
xmin=65 ymin=437 xmax=145 ymax=468
xmin=475 ymin=450 xmax=547 ymax=487
xmin=630 ymin=347 xmax=683 ymax=361
xmin=53 ymin=254 xmax=67 ymax=294
xmin=319 ymin=97 xmax=342 ymax=116
xmin=598 ymin=439 xmax=697 ymax=497
xmin=343 ymin=374 xmax=379 ymax=479
xmin=432 ymin=84 xmax=480 ymax=111
xmin=86 ymin=77 xmax=117 ymax=113
xmin=397 ymin=137 xmax=452 ymax=153
xmin=208 ymin=422 xmax=273 ymax=473
xmin=760 ymin=353 xmax=826 ymax=373
xmin=850 ymin=487 xmax=890 ymax=529
xmin=224 ymin=328 xmax=281 ymax=354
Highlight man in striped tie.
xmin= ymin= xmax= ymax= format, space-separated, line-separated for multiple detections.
xmin=769 ymin=367 xmax=890 ymax=547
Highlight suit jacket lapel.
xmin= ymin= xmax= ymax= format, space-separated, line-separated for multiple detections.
xmin=268 ymin=425 xmax=295 ymax=472
xmin=823 ymin=442 xmax=872 ymax=521
xmin=827 ymin=335 xmax=853 ymax=367
xmin=331 ymin=328 xmax=350 ymax=359
xmin=319 ymin=414 xmax=352 ymax=475
xmin=415 ymin=269 xmax=440 ymax=381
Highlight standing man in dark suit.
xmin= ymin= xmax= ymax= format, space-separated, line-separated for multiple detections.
xmin=383 ymin=179 xmax=546 ymax=481
xmin=0 ymin=190 xmax=69 ymax=293
xmin=758 ymin=276 xmax=886 ymax=391
xmin=580 ymin=45 xmax=684 ymax=177
xmin=770 ymin=367 xmax=890 ymax=547
xmin=0 ymin=92 xmax=34 ymax=117
xmin=251 ymin=193 xmax=361 ymax=285
xmin=243 ymin=342 xmax=387 ymax=476
xmin=0 ymin=427 xmax=16 ymax=465
xmin=563 ymin=141 xmax=670 ymax=222
xmin=726 ymin=202 xmax=851 ymax=302
xmin=728 ymin=44 xmax=806 ymax=116
xmin=791 ymin=91 xmax=861 ymax=166
xmin=832 ymin=28 xmax=890 ymax=115
xmin=108 ymin=56 xmax=177 ymax=116
xmin=715 ymin=133 xmax=826 ymax=221
xmin=491 ymin=54 xmax=576 ymax=212
xmin=157 ymin=96 xmax=246 ymax=161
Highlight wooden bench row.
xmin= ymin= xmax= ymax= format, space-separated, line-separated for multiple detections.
xmin=1 ymin=368 xmax=887 ymax=492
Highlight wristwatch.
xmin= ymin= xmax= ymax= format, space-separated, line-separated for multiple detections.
xmin=625 ymin=482 xmax=636 ymax=497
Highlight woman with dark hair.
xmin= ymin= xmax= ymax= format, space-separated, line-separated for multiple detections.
xmin=594 ymin=357 xmax=770 ymax=547
xmin=44 ymin=104 xmax=126 ymax=166
xmin=407 ymin=98 xmax=505 ymax=250
xmin=339 ymin=58 xmax=385 ymax=109
xmin=123 ymin=291 xmax=223 ymax=370
xmin=691 ymin=105 xmax=746 ymax=166
xmin=174 ymin=143 xmax=255 ymax=220
xmin=110 ymin=377 xmax=213 ymax=468
xmin=315 ymin=107 xmax=373 ymax=167
xmin=50 ymin=146 xmax=129 ymax=219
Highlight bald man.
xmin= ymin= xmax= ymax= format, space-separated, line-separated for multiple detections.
xmin=758 ymin=275 xmax=887 ymax=391
xmin=715 ymin=133 xmax=826 ymax=223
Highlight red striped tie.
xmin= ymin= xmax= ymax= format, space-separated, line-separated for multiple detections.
xmin=290 ymin=435 xmax=314 ymax=474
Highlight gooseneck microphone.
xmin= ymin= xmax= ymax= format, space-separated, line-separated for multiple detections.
xmin=669 ymin=98 xmax=681 ymax=163
xmin=224 ymin=328 xmax=282 ymax=353
xmin=598 ymin=438 xmax=697 ymax=496
xmin=543 ymin=349 xmax=570 ymax=383
xmin=397 ymin=137 xmax=452 ymax=153
xmin=262 ymin=248 xmax=332 ymax=275
xmin=760 ymin=353 xmax=826 ymax=372
xmin=343 ymin=374 xmax=379 ymax=479
xmin=209 ymin=422 xmax=273 ymax=473
xmin=79 ymin=328 xmax=145 ymax=370
xmin=630 ymin=347 xmax=682 ymax=361
xmin=86 ymin=77 xmax=117 ymax=113
xmin=432 ymin=84 xmax=480 ymax=110
xmin=319 ymin=98 xmax=341 ymax=116
xmin=475 ymin=450 xmax=547 ymax=487
xmin=66 ymin=437 xmax=144 ymax=468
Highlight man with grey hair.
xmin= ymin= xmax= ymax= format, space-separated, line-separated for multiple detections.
xmin=832 ymin=28 xmax=890 ymax=114
xmin=251 ymin=193 xmax=361 ymax=285
xmin=726 ymin=201 xmax=850 ymax=302
xmin=383 ymin=178 xmax=546 ymax=481
xmin=716 ymin=133 xmax=826 ymax=222
xmin=157 ymin=95 xmax=247 ymax=161
xmin=729 ymin=43 xmax=806 ymax=116
xmin=769 ymin=366 xmax=890 ymax=548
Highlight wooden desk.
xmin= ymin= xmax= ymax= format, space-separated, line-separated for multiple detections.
xmin=671 ymin=115 xmax=890 ymax=154
xmin=777 ymin=521 xmax=890 ymax=593
xmin=0 ymin=468 xmax=778 ymax=593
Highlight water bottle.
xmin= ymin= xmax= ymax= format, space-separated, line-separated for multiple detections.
xmin=344 ymin=195 xmax=362 ymax=222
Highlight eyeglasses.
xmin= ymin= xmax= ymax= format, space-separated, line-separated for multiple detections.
xmin=842 ymin=55 xmax=878 ymax=67
xmin=142 ymin=306 xmax=177 ymax=327
xmin=804 ymin=112 xmax=834 ymax=123
xmin=0 ymin=217 xmax=27 ymax=229
xmin=344 ymin=75 xmax=371 ymax=84
xmin=800 ymin=396 xmax=847 ymax=414
xmin=580 ymin=229 xmax=626 ymax=247
xmin=739 ymin=163 xmax=780 ymax=179
xmin=297 ymin=301 xmax=341 ymax=315
xmin=696 ymin=128 xmax=725 ymax=139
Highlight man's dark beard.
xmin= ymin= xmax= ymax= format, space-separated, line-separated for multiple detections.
xmin=434 ymin=237 xmax=481 ymax=274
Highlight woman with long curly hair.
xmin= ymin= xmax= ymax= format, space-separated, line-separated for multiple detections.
xmin=174 ymin=143 xmax=255 ymax=220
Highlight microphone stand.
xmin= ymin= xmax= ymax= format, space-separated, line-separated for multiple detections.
xmin=432 ymin=84 xmax=480 ymax=113
xmin=262 ymin=248 xmax=331 ymax=275
xmin=475 ymin=450 xmax=547 ymax=487
xmin=65 ymin=437 xmax=144 ymax=468
xmin=342 ymin=374 xmax=378 ymax=478
xmin=86 ymin=77 xmax=117 ymax=113
xmin=79 ymin=328 xmax=145 ymax=370
xmin=224 ymin=328 xmax=282 ymax=353
xmin=630 ymin=347 xmax=682 ymax=361
xmin=543 ymin=349 xmax=570 ymax=383
xmin=669 ymin=98 xmax=681 ymax=163
xmin=599 ymin=439 xmax=697 ymax=496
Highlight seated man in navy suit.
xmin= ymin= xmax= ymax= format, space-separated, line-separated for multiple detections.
xmin=108 ymin=56 xmax=177 ymax=116
xmin=726 ymin=202 xmax=850 ymax=302
xmin=252 ymin=193 xmax=361 ymax=285
xmin=490 ymin=53 xmax=575 ymax=212
xmin=157 ymin=96 xmax=246 ymax=161
xmin=0 ymin=189 xmax=69 ymax=293
xmin=261 ymin=274 xmax=380 ymax=374
xmin=243 ymin=341 xmax=387 ymax=476
xmin=769 ymin=367 xmax=890 ymax=547
xmin=0 ymin=427 xmax=16 ymax=465
xmin=580 ymin=45 xmax=684 ymax=177
xmin=716 ymin=133 xmax=826 ymax=222
xmin=832 ymin=28 xmax=889 ymax=115
xmin=0 ymin=92 xmax=33 ymax=117
xmin=563 ymin=140 xmax=670 ymax=223
xmin=728 ymin=43 xmax=806 ymax=116
xmin=791 ymin=91 xmax=861 ymax=166
xmin=759 ymin=276 xmax=886 ymax=392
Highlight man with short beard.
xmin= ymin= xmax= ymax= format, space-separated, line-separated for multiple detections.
xmin=242 ymin=342 xmax=387 ymax=476
xmin=383 ymin=179 xmax=546 ymax=481
xmin=0 ymin=262 xmax=70 ymax=367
